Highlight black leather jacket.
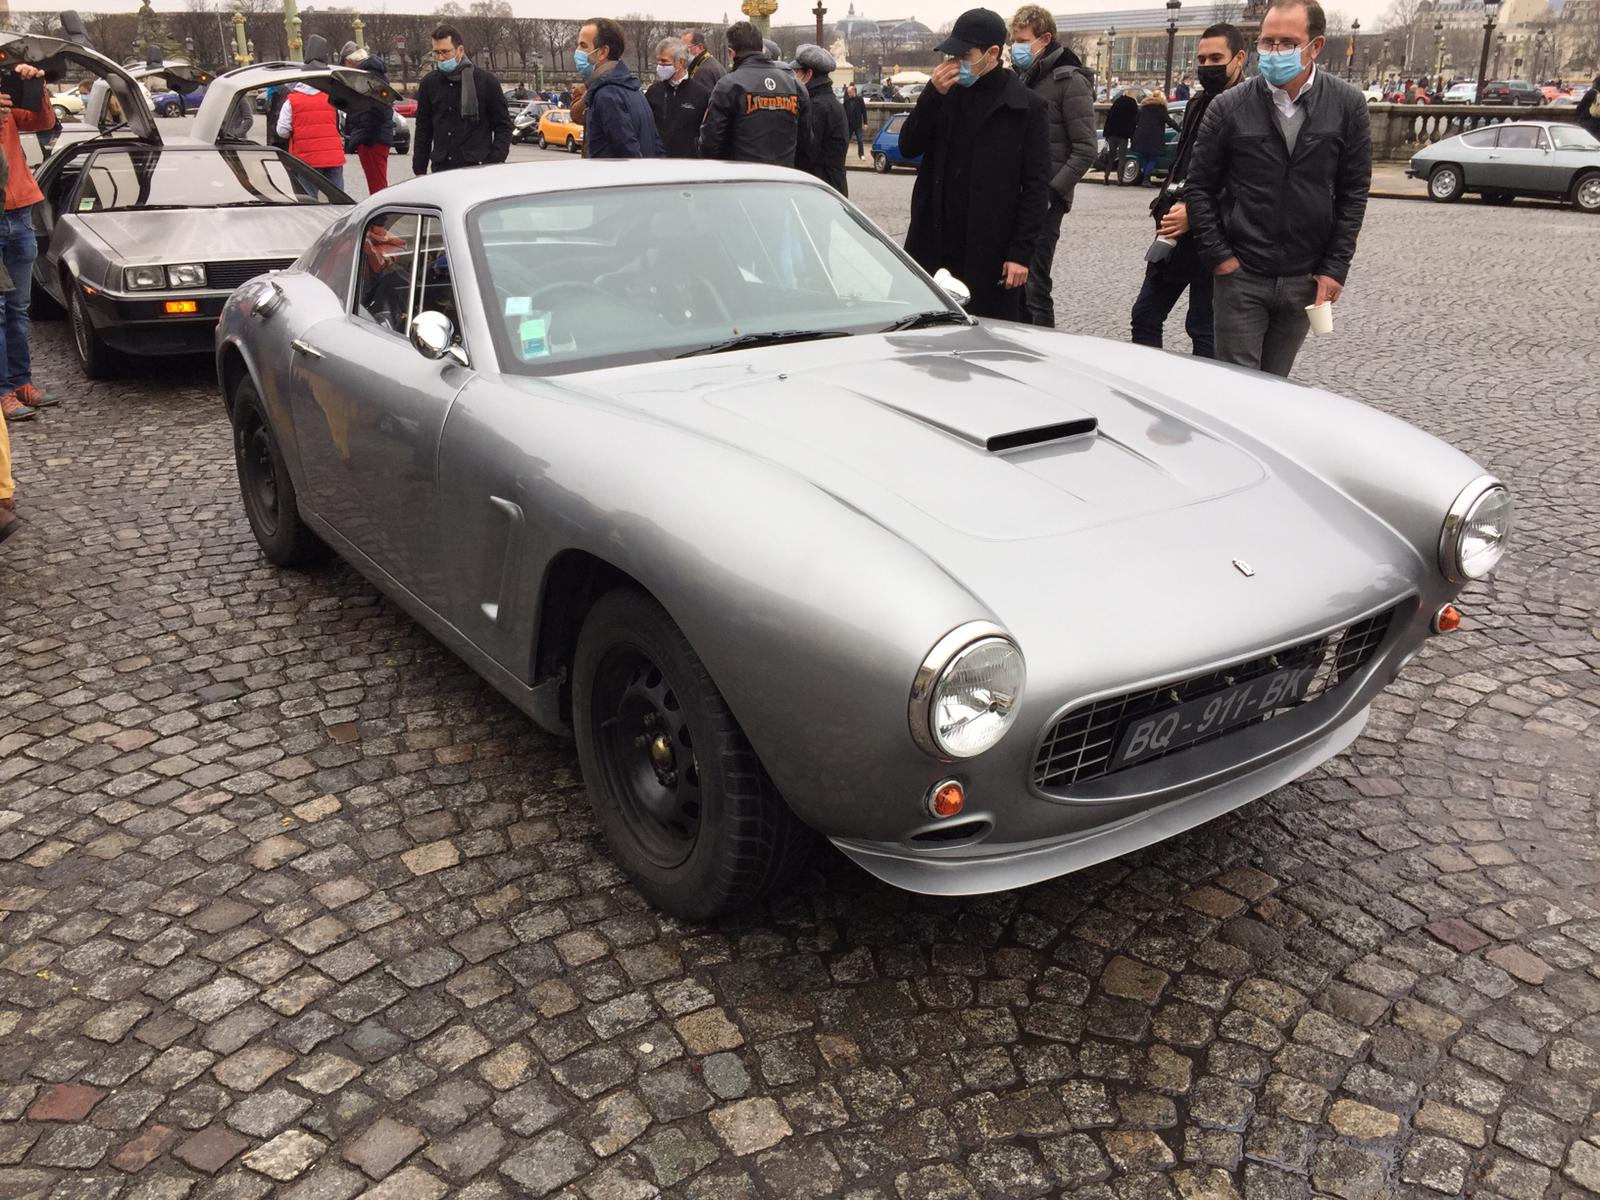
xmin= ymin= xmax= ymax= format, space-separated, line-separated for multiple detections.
xmin=698 ymin=51 xmax=811 ymax=167
xmin=1185 ymin=72 xmax=1372 ymax=284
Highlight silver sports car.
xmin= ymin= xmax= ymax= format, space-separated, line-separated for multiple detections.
xmin=1408 ymin=120 xmax=1600 ymax=210
xmin=3 ymin=32 xmax=395 ymax=378
xmin=217 ymin=161 xmax=1513 ymax=919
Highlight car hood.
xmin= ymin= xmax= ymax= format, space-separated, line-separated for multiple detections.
xmin=72 ymin=205 xmax=343 ymax=265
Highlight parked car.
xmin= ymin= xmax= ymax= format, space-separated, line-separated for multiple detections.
xmin=1361 ymin=86 xmax=1385 ymax=104
xmin=870 ymin=111 xmax=920 ymax=172
xmin=1478 ymin=80 xmax=1543 ymax=105
xmin=511 ymin=100 xmax=552 ymax=143
xmin=5 ymin=35 xmax=395 ymax=378
xmin=216 ymin=158 xmax=1512 ymax=918
xmin=1441 ymin=81 xmax=1478 ymax=103
xmin=1408 ymin=120 xmax=1600 ymax=211
xmin=390 ymin=110 xmax=411 ymax=156
xmin=393 ymin=95 xmax=417 ymax=118
xmin=536 ymin=108 xmax=583 ymax=151
xmin=1097 ymin=101 xmax=1186 ymax=185
xmin=51 ymin=87 xmax=85 ymax=122
xmin=153 ymin=85 xmax=207 ymax=116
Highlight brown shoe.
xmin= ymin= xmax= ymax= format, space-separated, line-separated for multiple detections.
xmin=14 ymin=383 xmax=56 ymax=409
xmin=0 ymin=505 xmax=19 ymax=545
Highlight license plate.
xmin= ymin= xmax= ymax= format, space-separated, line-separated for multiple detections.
xmin=1111 ymin=665 xmax=1316 ymax=771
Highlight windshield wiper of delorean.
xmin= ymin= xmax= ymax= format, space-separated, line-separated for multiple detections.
xmin=880 ymin=308 xmax=972 ymax=332
xmin=674 ymin=329 xmax=850 ymax=358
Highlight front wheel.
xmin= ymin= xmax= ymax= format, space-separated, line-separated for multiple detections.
xmin=1428 ymin=163 xmax=1464 ymax=202
xmin=1117 ymin=154 xmax=1143 ymax=186
xmin=232 ymin=378 xmax=327 ymax=567
xmin=68 ymin=280 xmax=112 ymax=380
xmin=537 ymin=132 xmax=547 ymax=148
xmin=572 ymin=588 xmax=813 ymax=919
xmin=872 ymin=152 xmax=889 ymax=173
xmin=1572 ymin=171 xmax=1600 ymax=213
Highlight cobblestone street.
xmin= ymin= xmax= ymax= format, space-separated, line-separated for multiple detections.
xmin=1 ymin=181 xmax=1598 ymax=1200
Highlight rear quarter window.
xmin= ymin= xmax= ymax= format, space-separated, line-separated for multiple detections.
xmin=1460 ymin=129 xmax=1497 ymax=148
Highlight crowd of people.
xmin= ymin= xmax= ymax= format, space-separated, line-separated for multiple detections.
xmin=0 ymin=0 xmax=1382 ymax=552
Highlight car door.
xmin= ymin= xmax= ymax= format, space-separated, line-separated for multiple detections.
xmin=1482 ymin=124 xmax=1544 ymax=191
xmin=1449 ymin=126 xmax=1499 ymax=188
xmin=1500 ymin=124 xmax=1557 ymax=192
xmin=288 ymin=207 xmax=473 ymax=604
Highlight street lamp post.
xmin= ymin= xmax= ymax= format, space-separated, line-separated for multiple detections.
xmin=1474 ymin=0 xmax=1501 ymax=102
xmin=1532 ymin=28 xmax=1545 ymax=84
xmin=1106 ymin=26 xmax=1116 ymax=83
xmin=813 ymin=1 xmax=826 ymax=45
xmin=1163 ymin=0 xmax=1181 ymax=94
xmin=353 ymin=16 xmax=365 ymax=50
xmin=1493 ymin=32 xmax=1504 ymax=78
xmin=232 ymin=0 xmax=252 ymax=65
xmin=1433 ymin=19 xmax=1444 ymax=95
xmin=1347 ymin=17 xmax=1358 ymax=81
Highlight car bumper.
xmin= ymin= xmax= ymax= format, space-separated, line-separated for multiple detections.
xmin=81 ymin=287 xmax=227 ymax=355
xmin=831 ymin=704 xmax=1368 ymax=895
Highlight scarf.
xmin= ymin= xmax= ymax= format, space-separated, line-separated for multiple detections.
xmin=457 ymin=59 xmax=478 ymax=123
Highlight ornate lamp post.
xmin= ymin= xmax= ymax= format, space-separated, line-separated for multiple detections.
xmin=353 ymin=16 xmax=365 ymax=50
xmin=1346 ymin=18 xmax=1358 ymax=81
xmin=291 ymin=15 xmax=303 ymax=58
xmin=1163 ymin=0 xmax=1181 ymax=94
xmin=232 ymin=0 xmax=252 ymax=65
xmin=1492 ymin=32 xmax=1504 ymax=78
xmin=1433 ymin=19 xmax=1444 ymax=95
xmin=1474 ymin=0 xmax=1501 ymax=102
xmin=1532 ymin=28 xmax=1545 ymax=83
xmin=1106 ymin=26 xmax=1116 ymax=82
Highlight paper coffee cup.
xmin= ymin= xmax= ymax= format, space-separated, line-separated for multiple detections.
xmin=1305 ymin=302 xmax=1333 ymax=335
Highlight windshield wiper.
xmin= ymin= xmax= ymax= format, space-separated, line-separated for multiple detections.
xmin=881 ymin=309 xmax=972 ymax=332
xmin=674 ymin=329 xmax=849 ymax=358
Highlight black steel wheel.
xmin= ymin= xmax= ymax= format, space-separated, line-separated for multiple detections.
xmin=573 ymin=588 xmax=813 ymax=919
xmin=232 ymin=378 xmax=326 ymax=567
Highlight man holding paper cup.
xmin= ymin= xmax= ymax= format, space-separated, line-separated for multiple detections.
xmin=1183 ymin=0 xmax=1370 ymax=378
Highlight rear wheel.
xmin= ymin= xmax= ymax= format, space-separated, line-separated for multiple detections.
xmin=567 ymin=135 xmax=578 ymax=153
xmin=1572 ymin=171 xmax=1600 ymax=213
xmin=872 ymin=152 xmax=889 ymax=173
xmin=572 ymin=588 xmax=813 ymax=919
xmin=1428 ymin=163 xmax=1465 ymax=202
xmin=67 ymin=279 xmax=112 ymax=380
xmin=231 ymin=378 xmax=327 ymax=567
xmin=1117 ymin=154 xmax=1143 ymax=186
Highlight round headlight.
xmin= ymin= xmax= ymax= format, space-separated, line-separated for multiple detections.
xmin=1440 ymin=478 xmax=1513 ymax=582
xmin=910 ymin=624 xmax=1025 ymax=759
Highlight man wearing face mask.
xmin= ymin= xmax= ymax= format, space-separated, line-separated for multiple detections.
xmin=413 ymin=24 xmax=512 ymax=175
xmin=575 ymin=18 xmax=664 ymax=159
xmin=1129 ymin=23 xmax=1246 ymax=357
xmin=788 ymin=44 xmax=848 ymax=195
xmin=1184 ymin=0 xmax=1371 ymax=377
xmin=699 ymin=21 xmax=811 ymax=167
xmin=899 ymin=7 xmax=1049 ymax=323
xmin=647 ymin=40 xmax=711 ymax=158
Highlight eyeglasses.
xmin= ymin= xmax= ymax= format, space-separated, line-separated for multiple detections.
xmin=1256 ymin=38 xmax=1306 ymax=51
xmin=432 ymin=47 xmax=458 ymax=59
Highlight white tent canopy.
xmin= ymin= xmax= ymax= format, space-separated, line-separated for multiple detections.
xmin=888 ymin=70 xmax=930 ymax=84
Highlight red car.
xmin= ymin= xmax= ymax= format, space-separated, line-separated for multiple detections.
xmin=393 ymin=96 xmax=417 ymax=117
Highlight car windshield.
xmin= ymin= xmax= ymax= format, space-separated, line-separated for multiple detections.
xmin=470 ymin=181 xmax=956 ymax=374
xmin=76 ymin=146 xmax=345 ymax=211
xmin=1550 ymin=125 xmax=1599 ymax=149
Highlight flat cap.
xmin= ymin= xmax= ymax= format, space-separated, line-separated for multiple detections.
xmin=783 ymin=43 xmax=836 ymax=73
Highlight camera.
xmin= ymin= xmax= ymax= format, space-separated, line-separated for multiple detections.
xmin=0 ymin=69 xmax=44 ymax=113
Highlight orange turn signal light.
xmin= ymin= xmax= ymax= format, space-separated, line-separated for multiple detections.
xmin=1432 ymin=604 xmax=1461 ymax=634
xmin=164 ymin=300 xmax=198 ymax=315
xmin=927 ymin=780 xmax=965 ymax=819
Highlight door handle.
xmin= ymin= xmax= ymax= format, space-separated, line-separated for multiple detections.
xmin=290 ymin=338 xmax=323 ymax=359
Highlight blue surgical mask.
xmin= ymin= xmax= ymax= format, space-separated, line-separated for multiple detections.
xmin=436 ymin=54 xmax=459 ymax=74
xmin=575 ymin=49 xmax=592 ymax=79
xmin=1010 ymin=41 xmax=1034 ymax=70
xmin=1258 ymin=47 xmax=1305 ymax=87
xmin=957 ymin=57 xmax=984 ymax=87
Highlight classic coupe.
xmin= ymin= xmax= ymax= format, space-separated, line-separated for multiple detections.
xmin=536 ymin=108 xmax=584 ymax=151
xmin=1409 ymin=120 xmax=1600 ymax=210
xmin=3 ymin=32 xmax=397 ymax=377
xmin=219 ymin=161 xmax=1513 ymax=919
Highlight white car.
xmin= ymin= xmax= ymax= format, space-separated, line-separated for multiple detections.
xmin=1442 ymin=82 xmax=1478 ymax=103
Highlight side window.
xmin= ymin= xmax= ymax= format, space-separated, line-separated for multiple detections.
xmin=354 ymin=212 xmax=421 ymax=334
xmin=302 ymin=215 xmax=360 ymax=307
xmin=1460 ymin=128 xmax=1496 ymax=149
xmin=1498 ymin=126 xmax=1539 ymax=150
xmin=411 ymin=216 xmax=459 ymax=330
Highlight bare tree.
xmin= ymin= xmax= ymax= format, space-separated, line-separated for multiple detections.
xmin=536 ymin=17 xmax=577 ymax=71
xmin=1381 ymin=0 xmax=1426 ymax=72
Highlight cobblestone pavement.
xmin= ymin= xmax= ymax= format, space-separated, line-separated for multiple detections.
xmin=2 ymin=181 xmax=1598 ymax=1200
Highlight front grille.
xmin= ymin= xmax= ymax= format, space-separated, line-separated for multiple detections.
xmin=1032 ymin=605 xmax=1399 ymax=792
xmin=205 ymin=259 xmax=296 ymax=290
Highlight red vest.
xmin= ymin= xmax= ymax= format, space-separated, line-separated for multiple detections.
xmin=287 ymin=90 xmax=344 ymax=169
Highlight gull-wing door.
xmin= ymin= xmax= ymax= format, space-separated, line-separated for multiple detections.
xmin=0 ymin=30 xmax=160 ymax=143
xmin=193 ymin=62 xmax=395 ymax=145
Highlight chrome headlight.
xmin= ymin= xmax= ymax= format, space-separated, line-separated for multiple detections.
xmin=166 ymin=263 xmax=206 ymax=288
xmin=124 ymin=265 xmax=166 ymax=290
xmin=1439 ymin=477 xmax=1513 ymax=582
xmin=910 ymin=623 xmax=1026 ymax=758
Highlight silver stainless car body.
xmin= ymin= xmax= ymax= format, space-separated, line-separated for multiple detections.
xmin=218 ymin=160 xmax=1502 ymax=897
xmin=1407 ymin=120 xmax=1600 ymax=209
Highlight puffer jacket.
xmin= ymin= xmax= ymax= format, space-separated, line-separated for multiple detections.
xmin=287 ymin=89 xmax=345 ymax=169
xmin=345 ymin=56 xmax=395 ymax=148
xmin=1185 ymin=72 xmax=1372 ymax=284
xmin=698 ymin=50 xmax=811 ymax=167
xmin=1019 ymin=42 xmax=1096 ymax=208
xmin=796 ymin=74 xmax=848 ymax=194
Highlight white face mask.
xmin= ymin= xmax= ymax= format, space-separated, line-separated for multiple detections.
xmin=656 ymin=63 xmax=676 ymax=81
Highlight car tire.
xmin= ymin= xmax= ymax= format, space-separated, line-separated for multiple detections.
xmin=537 ymin=132 xmax=547 ymax=148
xmin=567 ymin=136 xmax=578 ymax=153
xmin=52 ymin=104 xmax=69 ymax=122
xmin=1117 ymin=155 xmax=1143 ymax=186
xmin=67 ymin=280 xmax=112 ymax=380
xmin=572 ymin=587 xmax=814 ymax=919
xmin=872 ymin=152 xmax=889 ymax=173
xmin=231 ymin=378 xmax=327 ymax=568
xmin=1427 ymin=163 xmax=1465 ymax=203
xmin=1572 ymin=170 xmax=1600 ymax=214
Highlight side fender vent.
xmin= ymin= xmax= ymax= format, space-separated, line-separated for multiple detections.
xmin=986 ymin=417 xmax=1098 ymax=454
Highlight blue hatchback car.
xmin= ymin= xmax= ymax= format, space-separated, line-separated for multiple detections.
xmin=871 ymin=112 xmax=921 ymax=173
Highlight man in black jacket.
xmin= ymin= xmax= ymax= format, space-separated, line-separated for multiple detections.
xmin=681 ymin=29 xmax=726 ymax=89
xmin=843 ymin=84 xmax=868 ymax=158
xmin=1185 ymin=0 xmax=1371 ymax=377
xmin=789 ymin=44 xmax=848 ymax=194
xmin=413 ymin=23 xmax=513 ymax=175
xmin=647 ymin=39 xmax=711 ymax=157
xmin=699 ymin=21 xmax=810 ymax=167
xmin=1009 ymin=5 xmax=1096 ymax=327
xmin=1129 ymin=22 xmax=1246 ymax=357
xmin=900 ymin=7 xmax=1050 ymax=322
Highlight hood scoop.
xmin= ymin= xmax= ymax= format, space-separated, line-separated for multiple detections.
xmin=984 ymin=417 xmax=1098 ymax=454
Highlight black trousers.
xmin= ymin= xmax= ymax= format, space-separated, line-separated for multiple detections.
xmin=1130 ymin=238 xmax=1216 ymax=358
xmin=1024 ymin=200 xmax=1067 ymax=327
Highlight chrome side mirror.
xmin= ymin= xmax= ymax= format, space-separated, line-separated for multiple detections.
xmin=409 ymin=310 xmax=468 ymax=366
xmin=933 ymin=267 xmax=971 ymax=308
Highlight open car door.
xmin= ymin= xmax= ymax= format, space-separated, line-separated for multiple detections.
xmin=194 ymin=62 xmax=396 ymax=146
xmin=0 ymin=31 xmax=161 ymax=144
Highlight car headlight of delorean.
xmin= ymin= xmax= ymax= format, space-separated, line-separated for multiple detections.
xmin=166 ymin=263 xmax=206 ymax=288
xmin=910 ymin=622 xmax=1026 ymax=758
xmin=124 ymin=265 xmax=166 ymax=290
xmin=1439 ymin=476 xmax=1513 ymax=582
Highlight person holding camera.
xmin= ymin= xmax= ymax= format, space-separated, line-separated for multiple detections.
xmin=0 ymin=62 xmax=56 ymax=421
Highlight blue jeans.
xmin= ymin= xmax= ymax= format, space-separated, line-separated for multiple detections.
xmin=0 ymin=208 xmax=37 ymax=393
